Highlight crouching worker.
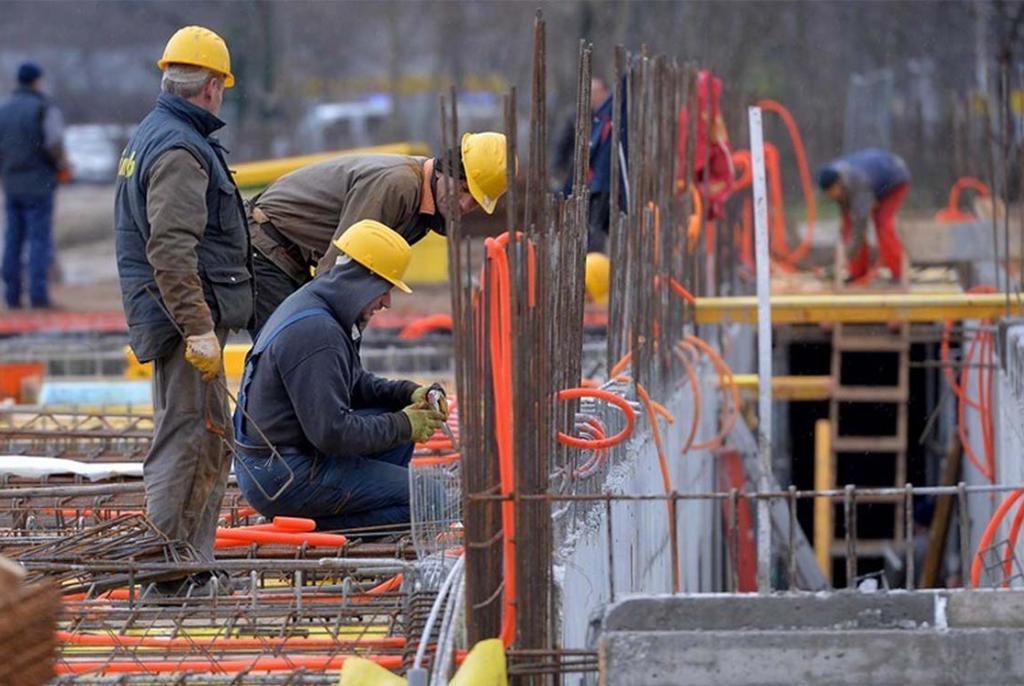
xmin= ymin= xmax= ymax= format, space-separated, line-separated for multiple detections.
xmin=233 ymin=219 xmax=447 ymax=532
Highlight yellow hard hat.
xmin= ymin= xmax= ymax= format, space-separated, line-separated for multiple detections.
xmin=585 ymin=252 xmax=610 ymax=305
xmin=461 ymin=132 xmax=508 ymax=215
xmin=158 ymin=26 xmax=235 ymax=89
xmin=333 ymin=220 xmax=413 ymax=294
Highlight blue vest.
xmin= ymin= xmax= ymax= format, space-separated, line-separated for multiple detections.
xmin=114 ymin=93 xmax=253 ymax=362
xmin=0 ymin=88 xmax=57 ymax=196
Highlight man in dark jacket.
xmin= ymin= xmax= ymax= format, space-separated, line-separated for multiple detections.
xmin=818 ymin=148 xmax=910 ymax=283
xmin=0 ymin=62 xmax=66 ymax=309
xmin=234 ymin=220 xmax=446 ymax=532
xmin=246 ymin=132 xmax=508 ymax=337
xmin=114 ymin=26 xmax=252 ymax=590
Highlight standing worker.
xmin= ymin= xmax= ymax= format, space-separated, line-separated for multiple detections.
xmin=114 ymin=26 xmax=252 ymax=593
xmin=558 ymin=77 xmax=624 ymax=253
xmin=234 ymin=220 xmax=447 ymax=532
xmin=0 ymin=62 xmax=67 ymax=309
xmin=817 ymin=148 xmax=910 ymax=284
xmin=246 ymin=133 xmax=508 ymax=337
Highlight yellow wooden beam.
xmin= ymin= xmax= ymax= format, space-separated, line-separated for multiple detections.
xmin=125 ymin=344 xmax=249 ymax=380
xmin=232 ymin=142 xmax=431 ymax=190
xmin=814 ymin=419 xmax=833 ymax=584
xmin=695 ymin=292 xmax=1024 ymax=325
xmin=730 ymin=374 xmax=832 ymax=401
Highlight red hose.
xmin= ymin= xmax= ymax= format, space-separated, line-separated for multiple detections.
xmin=971 ymin=489 xmax=1024 ymax=588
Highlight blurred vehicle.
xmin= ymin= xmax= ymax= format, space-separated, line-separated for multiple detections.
xmin=64 ymin=124 xmax=133 ymax=183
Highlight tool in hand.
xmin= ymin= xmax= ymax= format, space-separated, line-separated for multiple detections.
xmin=425 ymin=383 xmax=458 ymax=450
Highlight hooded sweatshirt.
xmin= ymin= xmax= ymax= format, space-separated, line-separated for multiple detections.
xmin=822 ymin=149 xmax=910 ymax=257
xmin=239 ymin=260 xmax=417 ymax=457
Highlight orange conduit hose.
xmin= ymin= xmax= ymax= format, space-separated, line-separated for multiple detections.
xmin=635 ymin=382 xmax=680 ymax=593
xmin=685 ymin=335 xmax=741 ymax=450
xmin=55 ymin=654 xmax=404 ymax=675
xmin=484 ymin=234 xmax=518 ymax=647
xmin=1002 ymin=500 xmax=1024 ymax=585
xmin=935 ymin=177 xmax=991 ymax=222
xmin=673 ymin=341 xmax=702 ymax=454
xmin=941 ymin=285 xmax=997 ymax=482
xmin=556 ymin=388 xmax=636 ymax=450
xmin=755 ymin=98 xmax=817 ymax=267
xmin=971 ymin=489 xmax=1024 ymax=588
xmin=398 ymin=313 xmax=454 ymax=340
xmin=214 ymin=528 xmax=348 ymax=549
xmin=56 ymin=631 xmax=406 ymax=651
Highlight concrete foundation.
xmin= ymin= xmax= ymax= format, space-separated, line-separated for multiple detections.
xmin=600 ymin=591 xmax=1024 ymax=685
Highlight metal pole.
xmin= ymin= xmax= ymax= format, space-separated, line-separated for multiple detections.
xmin=749 ymin=106 xmax=773 ymax=593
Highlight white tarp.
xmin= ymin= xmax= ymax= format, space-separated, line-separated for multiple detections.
xmin=0 ymin=455 xmax=143 ymax=481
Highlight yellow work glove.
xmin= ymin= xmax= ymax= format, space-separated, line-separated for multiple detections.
xmin=184 ymin=331 xmax=222 ymax=381
xmin=402 ymin=407 xmax=445 ymax=443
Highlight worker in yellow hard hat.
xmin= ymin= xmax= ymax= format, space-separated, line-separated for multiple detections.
xmin=233 ymin=220 xmax=448 ymax=532
xmin=585 ymin=252 xmax=610 ymax=305
xmin=245 ymin=131 xmax=509 ymax=338
xmin=114 ymin=26 xmax=250 ymax=597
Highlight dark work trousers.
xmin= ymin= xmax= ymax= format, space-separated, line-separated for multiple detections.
xmin=249 ymin=251 xmax=307 ymax=340
xmin=235 ymin=409 xmax=423 ymax=533
xmin=587 ymin=191 xmax=610 ymax=253
xmin=2 ymin=192 xmax=54 ymax=307
xmin=146 ymin=329 xmax=231 ymax=563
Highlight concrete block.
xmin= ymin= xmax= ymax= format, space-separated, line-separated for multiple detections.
xmin=600 ymin=628 xmax=1024 ymax=686
xmin=946 ymin=589 xmax=1024 ymax=628
xmin=602 ymin=592 xmax=935 ymax=632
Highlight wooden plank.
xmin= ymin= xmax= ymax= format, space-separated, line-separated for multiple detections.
xmin=833 ymin=386 xmax=908 ymax=402
xmin=833 ymin=436 xmax=905 ymax=453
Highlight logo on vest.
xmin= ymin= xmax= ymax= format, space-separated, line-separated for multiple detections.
xmin=117 ymin=151 xmax=137 ymax=178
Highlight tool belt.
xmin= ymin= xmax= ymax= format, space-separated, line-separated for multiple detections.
xmin=246 ymin=200 xmax=311 ymax=285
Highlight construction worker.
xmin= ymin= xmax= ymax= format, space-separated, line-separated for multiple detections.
xmin=114 ymin=27 xmax=252 ymax=592
xmin=233 ymin=220 xmax=447 ymax=532
xmin=558 ymin=77 xmax=626 ymax=253
xmin=0 ymin=61 xmax=68 ymax=309
xmin=817 ymin=148 xmax=910 ymax=283
xmin=246 ymin=133 xmax=508 ymax=337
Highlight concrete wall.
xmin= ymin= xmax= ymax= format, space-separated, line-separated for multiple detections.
xmin=554 ymin=365 xmax=721 ymax=658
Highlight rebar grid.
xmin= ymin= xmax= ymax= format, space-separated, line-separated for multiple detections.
xmin=0 ymin=408 xmax=154 ymax=461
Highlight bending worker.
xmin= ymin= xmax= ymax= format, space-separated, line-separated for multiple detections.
xmin=246 ymin=133 xmax=508 ymax=336
xmin=817 ymin=148 xmax=910 ymax=284
xmin=114 ymin=27 xmax=251 ymax=591
xmin=233 ymin=220 xmax=447 ymax=532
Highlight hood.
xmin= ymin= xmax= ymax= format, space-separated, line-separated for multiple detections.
xmin=305 ymin=259 xmax=392 ymax=337
xmin=156 ymin=92 xmax=225 ymax=138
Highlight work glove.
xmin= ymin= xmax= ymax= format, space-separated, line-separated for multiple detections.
xmin=411 ymin=383 xmax=449 ymax=417
xmin=184 ymin=330 xmax=222 ymax=381
xmin=402 ymin=406 xmax=446 ymax=443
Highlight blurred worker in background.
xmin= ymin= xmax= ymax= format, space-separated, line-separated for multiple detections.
xmin=245 ymin=132 xmax=508 ymax=337
xmin=558 ymin=77 xmax=626 ymax=253
xmin=114 ymin=26 xmax=252 ymax=594
xmin=817 ymin=148 xmax=910 ymax=283
xmin=0 ymin=61 xmax=68 ymax=309
xmin=677 ymin=70 xmax=734 ymax=255
xmin=233 ymin=220 xmax=447 ymax=533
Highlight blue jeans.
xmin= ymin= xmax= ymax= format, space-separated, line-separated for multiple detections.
xmin=235 ymin=409 xmax=416 ymax=532
xmin=2 ymin=193 xmax=54 ymax=308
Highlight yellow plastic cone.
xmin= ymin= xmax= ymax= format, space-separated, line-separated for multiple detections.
xmin=449 ymin=638 xmax=507 ymax=686
xmin=338 ymin=657 xmax=407 ymax=686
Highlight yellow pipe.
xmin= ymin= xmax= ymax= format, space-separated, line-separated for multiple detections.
xmin=814 ymin=419 xmax=833 ymax=583
xmin=730 ymin=374 xmax=832 ymax=401
xmin=695 ymin=292 xmax=1024 ymax=325
xmin=232 ymin=142 xmax=430 ymax=190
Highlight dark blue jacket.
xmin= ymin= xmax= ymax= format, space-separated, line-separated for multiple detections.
xmin=824 ymin=148 xmax=910 ymax=200
xmin=114 ymin=93 xmax=253 ymax=362
xmin=562 ymin=93 xmax=626 ymax=197
xmin=236 ymin=260 xmax=416 ymax=457
xmin=0 ymin=87 xmax=57 ymax=196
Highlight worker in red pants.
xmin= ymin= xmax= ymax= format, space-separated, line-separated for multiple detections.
xmin=817 ymin=149 xmax=910 ymax=283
